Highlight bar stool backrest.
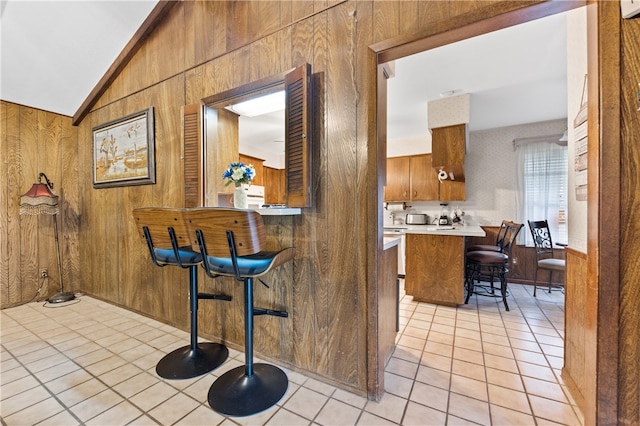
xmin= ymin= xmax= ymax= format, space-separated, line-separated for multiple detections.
xmin=495 ymin=220 xmax=509 ymax=250
xmin=501 ymin=221 xmax=524 ymax=256
xmin=132 ymin=207 xmax=191 ymax=249
xmin=183 ymin=207 xmax=265 ymax=258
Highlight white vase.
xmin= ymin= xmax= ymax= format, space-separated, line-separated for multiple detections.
xmin=234 ymin=185 xmax=248 ymax=209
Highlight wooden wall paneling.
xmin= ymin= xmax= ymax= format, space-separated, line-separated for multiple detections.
xmin=188 ymin=1 xmax=226 ymax=68
xmin=355 ymin=0 xmax=375 ymax=393
xmin=291 ymin=1 xmax=314 ymax=23
xmin=16 ymin=107 xmax=35 ymax=303
xmin=0 ymin=102 xmax=10 ymax=306
xmin=59 ymin=114 xmax=80 ymax=297
xmin=563 ymin=248 xmax=587 ymax=413
xmin=289 ymin=13 xmax=327 ymax=375
xmin=324 ymin=2 xmax=360 ymax=387
xmin=620 ymin=11 xmax=640 ymax=424
xmin=226 ymin=1 xmax=250 ymax=52
xmin=1 ymin=103 xmax=20 ymax=306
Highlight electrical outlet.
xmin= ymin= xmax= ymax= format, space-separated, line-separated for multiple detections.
xmin=41 ymin=268 xmax=48 ymax=278
xmin=512 ymin=257 xmax=518 ymax=265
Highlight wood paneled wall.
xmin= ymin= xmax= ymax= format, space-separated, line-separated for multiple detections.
xmin=619 ymin=6 xmax=640 ymax=423
xmin=1 ymin=102 xmax=80 ymax=308
xmin=2 ymin=1 xmax=638 ymax=416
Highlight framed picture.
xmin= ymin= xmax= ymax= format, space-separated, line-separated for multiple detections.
xmin=92 ymin=107 xmax=155 ymax=188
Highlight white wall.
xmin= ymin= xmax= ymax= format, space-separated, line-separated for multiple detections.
xmin=566 ymin=7 xmax=588 ymax=252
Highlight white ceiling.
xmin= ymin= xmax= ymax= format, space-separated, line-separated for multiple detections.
xmin=1 ymin=1 xmax=568 ymax=151
xmin=1 ymin=0 xmax=158 ymax=117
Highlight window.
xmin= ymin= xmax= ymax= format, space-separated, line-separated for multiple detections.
xmin=516 ymin=140 xmax=568 ymax=246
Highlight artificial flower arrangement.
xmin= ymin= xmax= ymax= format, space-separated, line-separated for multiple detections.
xmin=222 ymin=162 xmax=255 ymax=187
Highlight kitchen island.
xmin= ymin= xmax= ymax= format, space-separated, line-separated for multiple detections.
xmin=403 ymin=225 xmax=485 ymax=306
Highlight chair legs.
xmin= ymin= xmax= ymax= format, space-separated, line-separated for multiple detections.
xmin=156 ymin=265 xmax=230 ymax=380
xmin=465 ymin=263 xmax=509 ymax=311
xmin=208 ymin=277 xmax=288 ymax=417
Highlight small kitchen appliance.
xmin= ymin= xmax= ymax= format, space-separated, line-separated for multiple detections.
xmin=438 ymin=204 xmax=450 ymax=225
xmin=406 ymin=213 xmax=428 ymax=225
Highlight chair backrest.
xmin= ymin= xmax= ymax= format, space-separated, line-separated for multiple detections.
xmin=528 ymin=220 xmax=554 ymax=258
xmin=495 ymin=220 xmax=509 ymax=249
xmin=501 ymin=221 xmax=524 ymax=256
xmin=132 ymin=207 xmax=191 ymax=248
xmin=183 ymin=207 xmax=265 ymax=258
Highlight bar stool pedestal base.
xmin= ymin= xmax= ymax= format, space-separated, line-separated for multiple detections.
xmin=208 ymin=363 xmax=288 ymax=417
xmin=156 ymin=343 xmax=228 ymax=380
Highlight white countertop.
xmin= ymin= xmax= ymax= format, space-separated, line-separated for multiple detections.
xmin=384 ymin=224 xmax=486 ymax=238
xmin=383 ymin=236 xmax=401 ymax=250
xmin=254 ymin=208 xmax=302 ymax=215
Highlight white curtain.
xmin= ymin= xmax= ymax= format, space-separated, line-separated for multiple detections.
xmin=516 ymin=141 xmax=568 ymax=246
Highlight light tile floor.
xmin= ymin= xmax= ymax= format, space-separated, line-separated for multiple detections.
xmin=1 ymin=282 xmax=583 ymax=425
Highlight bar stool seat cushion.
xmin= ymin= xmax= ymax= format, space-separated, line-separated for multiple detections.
xmin=466 ymin=250 xmax=508 ymax=264
xmin=204 ymin=248 xmax=294 ymax=277
xmin=154 ymin=247 xmax=202 ymax=265
xmin=538 ymin=258 xmax=565 ymax=271
xmin=467 ymin=244 xmax=501 ymax=253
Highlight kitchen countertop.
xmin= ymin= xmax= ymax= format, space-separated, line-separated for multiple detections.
xmin=383 ymin=236 xmax=401 ymax=250
xmin=254 ymin=207 xmax=302 ymax=215
xmin=384 ymin=224 xmax=486 ymax=238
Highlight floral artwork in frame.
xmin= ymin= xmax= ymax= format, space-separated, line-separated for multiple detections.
xmin=92 ymin=107 xmax=155 ymax=188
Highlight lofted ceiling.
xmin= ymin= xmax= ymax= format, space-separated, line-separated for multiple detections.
xmin=1 ymin=1 xmax=568 ymax=152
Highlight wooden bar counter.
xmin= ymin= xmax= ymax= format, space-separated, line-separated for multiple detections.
xmin=404 ymin=225 xmax=485 ymax=306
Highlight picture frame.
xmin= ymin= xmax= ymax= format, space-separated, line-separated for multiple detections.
xmin=92 ymin=107 xmax=156 ymax=188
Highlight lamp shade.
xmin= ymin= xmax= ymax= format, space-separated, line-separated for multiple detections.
xmin=20 ymin=175 xmax=59 ymax=216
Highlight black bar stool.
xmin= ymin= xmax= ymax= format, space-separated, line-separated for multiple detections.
xmin=133 ymin=207 xmax=231 ymax=379
xmin=184 ymin=207 xmax=294 ymax=417
xmin=465 ymin=221 xmax=523 ymax=311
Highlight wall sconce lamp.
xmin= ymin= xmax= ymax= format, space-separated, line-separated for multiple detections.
xmin=19 ymin=173 xmax=75 ymax=303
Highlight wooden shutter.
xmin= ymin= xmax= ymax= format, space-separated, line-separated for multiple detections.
xmin=285 ymin=63 xmax=312 ymax=208
xmin=183 ymin=104 xmax=203 ymax=208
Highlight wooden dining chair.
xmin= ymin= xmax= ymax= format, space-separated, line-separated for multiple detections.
xmin=528 ymin=220 xmax=566 ymax=296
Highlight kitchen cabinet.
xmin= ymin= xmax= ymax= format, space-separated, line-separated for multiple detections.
xmin=431 ymin=123 xmax=466 ymax=168
xmin=264 ymin=166 xmax=286 ymax=204
xmin=384 ymin=156 xmax=411 ymax=201
xmin=405 ymin=233 xmax=465 ymax=305
xmin=384 ymin=154 xmax=439 ymax=202
xmin=431 ymin=123 xmax=467 ymax=201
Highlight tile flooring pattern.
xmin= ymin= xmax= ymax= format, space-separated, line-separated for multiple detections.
xmin=1 ymin=283 xmax=583 ymax=425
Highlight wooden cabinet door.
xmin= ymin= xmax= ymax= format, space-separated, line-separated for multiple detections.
xmin=384 ymin=157 xmax=411 ymax=202
xmin=410 ymin=154 xmax=439 ymax=201
xmin=264 ymin=167 xmax=286 ymax=204
xmin=440 ymin=180 xmax=466 ymax=201
xmin=384 ymin=156 xmax=410 ymax=202
xmin=431 ymin=123 xmax=466 ymax=168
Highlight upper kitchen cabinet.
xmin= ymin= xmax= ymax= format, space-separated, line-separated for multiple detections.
xmin=384 ymin=154 xmax=439 ymax=202
xmin=431 ymin=123 xmax=467 ymax=201
xmin=431 ymin=123 xmax=466 ymax=170
xmin=385 ymin=156 xmax=410 ymax=201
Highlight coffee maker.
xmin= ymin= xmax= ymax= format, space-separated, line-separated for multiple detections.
xmin=438 ymin=203 xmax=450 ymax=225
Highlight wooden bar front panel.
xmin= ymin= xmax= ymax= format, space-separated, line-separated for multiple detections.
xmin=405 ymin=233 xmax=464 ymax=306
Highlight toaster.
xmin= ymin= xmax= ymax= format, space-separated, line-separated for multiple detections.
xmin=406 ymin=213 xmax=428 ymax=225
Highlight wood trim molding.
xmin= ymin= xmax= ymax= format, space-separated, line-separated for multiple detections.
xmin=372 ymin=0 xmax=586 ymax=63
xmin=72 ymin=1 xmax=179 ymax=126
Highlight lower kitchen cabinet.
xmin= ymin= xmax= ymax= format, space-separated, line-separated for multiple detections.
xmin=405 ymin=233 xmax=465 ymax=306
